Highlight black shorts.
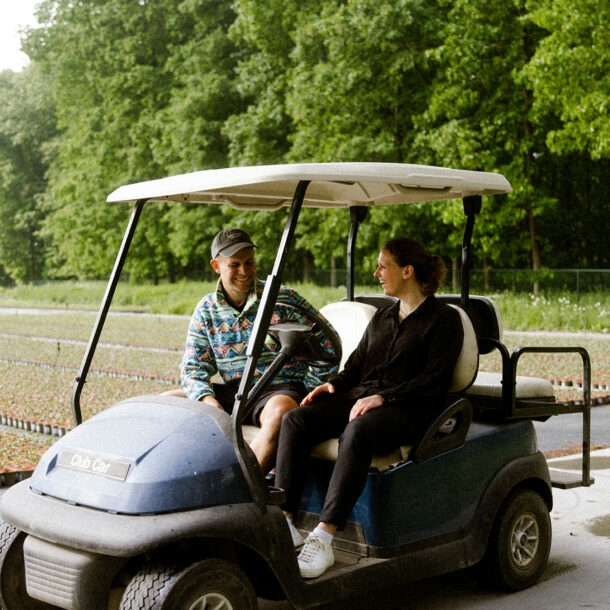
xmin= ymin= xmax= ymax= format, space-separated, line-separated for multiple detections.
xmin=212 ymin=381 xmax=306 ymax=426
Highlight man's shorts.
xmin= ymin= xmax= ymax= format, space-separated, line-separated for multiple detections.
xmin=212 ymin=381 xmax=307 ymax=426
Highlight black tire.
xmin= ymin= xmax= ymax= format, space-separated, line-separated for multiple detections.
xmin=119 ymin=557 xmax=257 ymax=610
xmin=0 ymin=520 xmax=54 ymax=610
xmin=484 ymin=488 xmax=551 ymax=591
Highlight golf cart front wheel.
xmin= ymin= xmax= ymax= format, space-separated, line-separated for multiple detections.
xmin=119 ymin=557 xmax=257 ymax=610
xmin=486 ymin=488 xmax=551 ymax=591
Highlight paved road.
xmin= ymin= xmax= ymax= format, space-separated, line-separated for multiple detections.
xmin=533 ymin=404 xmax=610 ymax=453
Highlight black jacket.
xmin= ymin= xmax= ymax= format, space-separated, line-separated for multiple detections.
xmin=328 ymin=296 xmax=463 ymax=410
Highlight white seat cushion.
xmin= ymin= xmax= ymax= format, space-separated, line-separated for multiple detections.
xmin=448 ymin=305 xmax=478 ymax=392
xmin=319 ymin=301 xmax=377 ymax=370
xmin=467 ymin=371 xmax=554 ymax=399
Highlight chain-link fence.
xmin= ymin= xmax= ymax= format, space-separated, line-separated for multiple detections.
xmin=283 ymin=268 xmax=610 ymax=298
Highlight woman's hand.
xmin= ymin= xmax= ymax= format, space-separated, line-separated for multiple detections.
xmin=349 ymin=394 xmax=384 ymax=421
xmin=300 ymin=382 xmax=335 ymax=405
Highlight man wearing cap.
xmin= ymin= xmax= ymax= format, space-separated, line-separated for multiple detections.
xmin=179 ymin=228 xmax=337 ymax=474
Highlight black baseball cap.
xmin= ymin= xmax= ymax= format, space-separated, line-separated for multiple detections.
xmin=211 ymin=228 xmax=257 ymax=259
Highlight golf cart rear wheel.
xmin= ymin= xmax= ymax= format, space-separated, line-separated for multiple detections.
xmin=119 ymin=557 xmax=257 ymax=610
xmin=485 ymin=488 xmax=551 ymax=591
xmin=0 ymin=520 xmax=54 ymax=609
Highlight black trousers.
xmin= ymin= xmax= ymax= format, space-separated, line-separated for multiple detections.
xmin=275 ymin=393 xmax=430 ymax=529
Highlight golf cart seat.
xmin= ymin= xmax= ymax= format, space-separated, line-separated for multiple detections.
xmin=304 ymin=302 xmax=478 ymax=468
xmin=319 ymin=301 xmax=377 ymax=370
xmin=436 ymin=295 xmax=556 ymax=417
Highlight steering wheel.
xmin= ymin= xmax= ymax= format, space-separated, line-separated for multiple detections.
xmin=236 ymin=301 xmax=342 ymax=424
xmin=272 ymin=301 xmax=342 ymax=367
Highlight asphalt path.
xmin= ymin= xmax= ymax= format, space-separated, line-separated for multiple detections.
xmin=534 ymin=404 xmax=610 ymax=453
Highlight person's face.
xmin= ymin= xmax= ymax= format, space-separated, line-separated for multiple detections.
xmin=373 ymin=249 xmax=411 ymax=297
xmin=211 ymin=247 xmax=256 ymax=305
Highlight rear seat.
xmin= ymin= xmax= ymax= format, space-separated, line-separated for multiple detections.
xmin=434 ymin=295 xmax=555 ymax=411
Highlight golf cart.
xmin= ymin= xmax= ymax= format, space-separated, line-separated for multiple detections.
xmin=0 ymin=163 xmax=594 ymax=609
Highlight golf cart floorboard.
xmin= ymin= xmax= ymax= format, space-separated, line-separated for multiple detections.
xmin=305 ymin=548 xmax=384 ymax=581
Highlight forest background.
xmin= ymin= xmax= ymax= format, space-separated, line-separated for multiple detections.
xmin=0 ymin=0 xmax=608 ymax=289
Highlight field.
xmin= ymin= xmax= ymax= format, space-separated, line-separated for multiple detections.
xmin=0 ymin=283 xmax=608 ymax=474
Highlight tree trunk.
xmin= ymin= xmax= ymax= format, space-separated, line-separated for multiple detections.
xmin=528 ymin=205 xmax=541 ymax=294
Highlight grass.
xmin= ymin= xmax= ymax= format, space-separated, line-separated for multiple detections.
xmin=0 ymin=280 xmax=608 ymax=331
xmin=0 ymin=281 xmax=608 ymax=472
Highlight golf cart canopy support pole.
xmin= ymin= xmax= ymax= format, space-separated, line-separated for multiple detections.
xmin=461 ymin=195 xmax=482 ymax=308
xmin=71 ymin=199 xmax=146 ymax=426
xmin=347 ymin=207 xmax=368 ymax=301
xmin=231 ymin=180 xmax=310 ymax=507
xmin=234 ymin=179 xmax=311 ymax=419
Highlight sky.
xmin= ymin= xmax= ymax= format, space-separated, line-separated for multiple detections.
xmin=0 ymin=0 xmax=40 ymax=72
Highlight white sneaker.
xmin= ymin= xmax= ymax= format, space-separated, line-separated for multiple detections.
xmin=287 ymin=520 xmax=305 ymax=548
xmin=297 ymin=534 xmax=335 ymax=578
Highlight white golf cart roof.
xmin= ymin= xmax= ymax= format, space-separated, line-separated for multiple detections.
xmin=107 ymin=162 xmax=512 ymax=209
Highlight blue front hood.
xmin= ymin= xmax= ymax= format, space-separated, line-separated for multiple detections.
xmin=30 ymin=396 xmax=252 ymax=514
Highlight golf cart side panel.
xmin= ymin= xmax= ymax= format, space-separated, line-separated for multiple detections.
xmin=29 ymin=396 xmax=251 ymax=514
xmin=299 ymin=420 xmax=541 ymax=551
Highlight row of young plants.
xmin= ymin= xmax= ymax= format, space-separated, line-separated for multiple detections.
xmin=0 ymin=308 xmax=608 ymax=482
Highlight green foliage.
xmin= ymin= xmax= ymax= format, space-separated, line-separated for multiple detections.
xmin=0 ymin=66 xmax=56 ymax=283
xmin=0 ymin=0 xmax=607 ymax=286
xmin=524 ymin=0 xmax=610 ymax=159
xmin=286 ymin=0 xmax=442 ymax=163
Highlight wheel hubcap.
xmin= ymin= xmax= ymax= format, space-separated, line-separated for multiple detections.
xmin=189 ymin=592 xmax=233 ymax=610
xmin=510 ymin=512 xmax=540 ymax=568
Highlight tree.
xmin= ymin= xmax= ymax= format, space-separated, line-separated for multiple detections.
xmin=26 ymin=0 xmax=243 ymax=280
xmin=524 ymin=0 xmax=610 ymax=160
xmin=414 ymin=0 xmax=552 ymax=276
xmin=0 ymin=66 xmax=56 ymax=283
xmin=223 ymin=0 xmax=304 ymax=166
xmin=286 ymin=0 xmax=443 ymax=164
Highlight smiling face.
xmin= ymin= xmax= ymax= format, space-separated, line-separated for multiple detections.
xmin=374 ymin=249 xmax=410 ymax=298
xmin=211 ymin=247 xmax=257 ymax=307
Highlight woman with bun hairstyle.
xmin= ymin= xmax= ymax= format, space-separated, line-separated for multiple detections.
xmin=275 ymin=237 xmax=464 ymax=578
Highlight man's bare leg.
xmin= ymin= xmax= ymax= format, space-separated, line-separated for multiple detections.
xmin=250 ymin=394 xmax=299 ymax=474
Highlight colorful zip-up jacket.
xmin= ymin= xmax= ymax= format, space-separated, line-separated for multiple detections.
xmin=181 ymin=278 xmax=337 ymax=401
